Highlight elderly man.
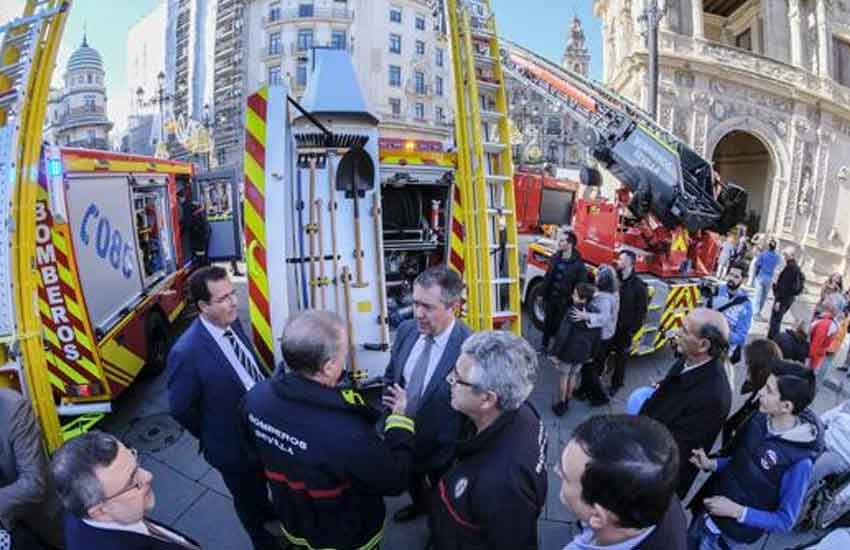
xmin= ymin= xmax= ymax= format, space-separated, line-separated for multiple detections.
xmin=383 ymin=265 xmax=471 ymax=523
xmin=0 ymin=388 xmax=62 ymax=549
xmin=559 ymin=415 xmax=687 ymax=550
xmin=50 ymin=431 xmax=200 ymax=549
xmin=640 ymin=308 xmax=733 ymax=499
xmin=430 ymin=331 xmax=548 ymax=549
xmin=241 ymin=310 xmax=415 ymax=550
xmin=768 ymin=247 xmax=805 ymax=340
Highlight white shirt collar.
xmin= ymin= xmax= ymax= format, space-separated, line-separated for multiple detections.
xmin=82 ymin=518 xmax=149 ymax=536
xmin=681 ymin=357 xmax=713 ymax=375
xmin=199 ymin=315 xmax=230 ymax=340
xmin=430 ymin=319 xmax=456 ymax=349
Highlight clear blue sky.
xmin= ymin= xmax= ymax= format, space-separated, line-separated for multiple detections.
xmin=493 ymin=0 xmax=603 ymax=81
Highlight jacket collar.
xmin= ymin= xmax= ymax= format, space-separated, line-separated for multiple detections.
xmin=456 ymin=402 xmax=538 ymax=459
xmin=271 ymin=372 xmax=380 ymax=423
xmin=665 ymin=357 xmax=726 ymax=392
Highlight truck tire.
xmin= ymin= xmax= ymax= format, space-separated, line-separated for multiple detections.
xmin=526 ymin=279 xmax=546 ymax=330
xmin=143 ymin=311 xmax=171 ymax=378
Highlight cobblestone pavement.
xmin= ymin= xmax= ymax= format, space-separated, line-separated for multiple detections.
xmin=99 ymin=272 xmax=846 ymax=549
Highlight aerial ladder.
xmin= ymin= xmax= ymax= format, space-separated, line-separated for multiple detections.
xmin=447 ymin=0 xmax=521 ymax=335
xmin=0 ymin=0 xmax=72 ymax=452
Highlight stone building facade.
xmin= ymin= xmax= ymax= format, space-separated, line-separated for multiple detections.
xmin=593 ymin=0 xmax=850 ymax=280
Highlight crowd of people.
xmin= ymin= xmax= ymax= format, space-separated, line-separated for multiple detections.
xmin=5 ymin=230 xmax=850 ymax=549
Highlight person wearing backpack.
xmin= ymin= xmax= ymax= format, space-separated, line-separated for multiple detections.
xmin=769 ymin=247 xmax=805 ymax=340
xmin=706 ymin=263 xmax=753 ymax=365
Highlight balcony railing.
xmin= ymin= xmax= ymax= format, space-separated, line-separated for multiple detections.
xmin=290 ymin=41 xmax=352 ymax=55
xmin=65 ymin=137 xmax=109 ymax=150
xmin=264 ymin=6 xmax=354 ymax=25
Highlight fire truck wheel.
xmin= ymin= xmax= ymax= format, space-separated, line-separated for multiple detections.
xmin=143 ymin=311 xmax=171 ymax=378
xmin=526 ymin=280 xmax=546 ymax=331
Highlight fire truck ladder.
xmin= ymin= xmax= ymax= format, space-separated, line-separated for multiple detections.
xmin=447 ymin=0 xmax=521 ymax=335
xmin=0 ymin=0 xmax=72 ymax=452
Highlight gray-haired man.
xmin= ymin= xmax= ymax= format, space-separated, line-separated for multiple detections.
xmin=430 ymin=331 xmax=548 ymax=550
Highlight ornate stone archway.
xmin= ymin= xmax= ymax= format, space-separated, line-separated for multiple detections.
xmin=707 ymin=117 xmax=789 ymax=235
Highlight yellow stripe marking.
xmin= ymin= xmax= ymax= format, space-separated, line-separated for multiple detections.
xmin=98 ymin=340 xmax=145 ymax=375
xmin=244 ymin=203 xmax=267 ymax=252
xmin=245 ymin=109 xmax=266 ymax=145
xmin=244 ymin=153 xmax=265 ymax=195
xmin=168 ymin=301 xmax=186 ymax=323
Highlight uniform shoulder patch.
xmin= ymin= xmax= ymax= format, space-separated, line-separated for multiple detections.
xmin=340 ymin=389 xmax=366 ymax=406
xmin=454 ymin=477 xmax=468 ymax=499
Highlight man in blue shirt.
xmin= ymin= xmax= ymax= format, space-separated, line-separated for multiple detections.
xmin=688 ymin=360 xmax=822 ymax=548
xmin=707 ymin=263 xmax=753 ymax=365
xmin=753 ymin=240 xmax=781 ymax=317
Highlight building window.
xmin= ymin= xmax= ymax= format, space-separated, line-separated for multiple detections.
xmin=268 ymin=65 xmax=282 ymax=85
xmin=87 ymin=73 xmax=93 ymax=84
xmin=415 ymin=71 xmax=425 ymax=94
xmin=414 ymin=102 xmax=425 ymax=119
xmin=331 ymin=30 xmax=347 ymax=50
xmin=390 ymin=7 xmax=402 ymax=23
xmin=834 ymin=37 xmax=850 ymax=87
xmin=297 ymin=29 xmax=313 ymax=51
xmin=268 ymin=31 xmax=282 ymax=55
xmin=436 ymin=106 xmax=444 ymax=124
xmin=415 ymin=40 xmax=425 ymax=55
xmin=84 ymin=95 xmax=96 ymax=111
xmin=269 ymin=1 xmax=281 ymax=21
xmin=390 ymin=98 xmax=401 ymax=116
xmin=389 ymin=65 xmax=401 ymax=87
xmin=415 ymin=15 xmax=426 ymax=30
xmin=298 ymin=3 xmax=314 ymax=17
xmin=296 ymin=62 xmax=308 ymax=87
xmin=436 ymin=47 xmax=444 ymax=67
xmin=546 ymin=117 xmax=561 ymax=135
xmin=735 ymin=29 xmax=752 ymax=51
xmin=389 ymin=33 xmax=402 ymax=54
xmin=435 ymin=76 xmax=443 ymax=96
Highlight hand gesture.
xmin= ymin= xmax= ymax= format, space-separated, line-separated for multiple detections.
xmin=703 ymin=496 xmax=744 ymax=519
xmin=570 ymin=308 xmax=586 ymax=322
xmin=689 ymin=448 xmax=716 ymax=472
xmin=381 ymin=383 xmax=408 ymax=416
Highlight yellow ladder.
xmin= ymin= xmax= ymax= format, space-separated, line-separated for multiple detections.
xmin=0 ymin=0 xmax=73 ymax=452
xmin=447 ymin=0 xmax=520 ymax=334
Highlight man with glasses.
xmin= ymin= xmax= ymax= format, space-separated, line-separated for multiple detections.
xmin=383 ymin=266 xmax=471 ymax=524
xmin=430 ymin=331 xmax=548 ymax=550
xmin=51 ymin=431 xmax=200 ymax=549
xmin=167 ymin=266 xmax=276 ymax=549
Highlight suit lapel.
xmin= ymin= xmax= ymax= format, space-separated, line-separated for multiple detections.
xmin=194 ymin=318 xmax=245 ymax=391
xmin=419 ymin=322 xmax=461 ymax=406
xmin=395 ymin=323 xmax=420 ymax=385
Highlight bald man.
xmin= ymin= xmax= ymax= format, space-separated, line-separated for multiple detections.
xmin=640 ymin=308 xmax=733 ymax=498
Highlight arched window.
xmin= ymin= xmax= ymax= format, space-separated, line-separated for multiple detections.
xmin=87 ymin=73 xmax=93 ymax=84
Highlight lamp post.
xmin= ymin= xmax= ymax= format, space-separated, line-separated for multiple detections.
xmin=202 ymin=102 xmax=212 ymax=171
xmin=639 ymin=0 xmax=666 ymax=121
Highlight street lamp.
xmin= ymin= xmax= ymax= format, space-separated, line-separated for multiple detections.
xmin=202 ymin=102 xmax=212 ymax=171
xmin=638 ymin=0 xmax=666 ymax=121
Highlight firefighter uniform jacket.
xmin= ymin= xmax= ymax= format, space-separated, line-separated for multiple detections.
xmin=241 ymin=372 xmax=415 ymax=550
xmin=431 ymin=402 xmax=548 ymax=550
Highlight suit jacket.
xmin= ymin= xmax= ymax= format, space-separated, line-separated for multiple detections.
xmin=0 ymin=389 xmax=63 ymax=546
xmin=167 ymin=317 xmax=261 ymax=471
xmin=384 ymin=319 xmax=471 ymax=472
xmin=64 ymin=515 xmax=200 ymax=550
xmin=640 ymin=357 xmax=732 ymax=498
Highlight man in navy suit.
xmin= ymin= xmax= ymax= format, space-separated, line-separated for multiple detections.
xmin=51 ymin=431 xmax=201 ymax=549
xmin=384 ymin=265 xmax=472 ymax=523
xmin=167 ymin=266 xmax=277 ymax=550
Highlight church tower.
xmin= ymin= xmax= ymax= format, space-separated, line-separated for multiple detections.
xmin=562 ymin=16 xmax=591 ymax=77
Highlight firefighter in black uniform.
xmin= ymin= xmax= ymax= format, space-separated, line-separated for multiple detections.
xmin=431 ymin=331 xmax=548 ymax=550
xmin=540 ymin=228 xmax=588 ymax=351
xmin=241 ymin=310 xmax=414 ymax=550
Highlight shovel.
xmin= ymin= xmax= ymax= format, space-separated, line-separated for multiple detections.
xmin=337 ymin=146 xmax=374 ymax=288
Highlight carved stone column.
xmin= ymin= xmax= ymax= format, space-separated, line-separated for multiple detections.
xmin=788 ymin=0 xmax=803 ymax=67
xmin=692 ymin=0 xmax=704 ymax=38
xmin=816 ymin=0 xmax=831 ymax=78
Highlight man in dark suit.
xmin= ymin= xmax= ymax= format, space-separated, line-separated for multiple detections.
xmin=167 ymin=266 xmax=276 ymax=550
xmin=384 ymin=265 xmax=472 ymax=523
xmin=51 ymin=431 xmax=200 ymax=549
xmin=640 ymin=308 xmax=733 ymax=499
xmin=0 ymin=388 xmax=63 ymax=549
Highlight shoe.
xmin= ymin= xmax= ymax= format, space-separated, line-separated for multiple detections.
xmin=552 ymin=401 xmax=569 ymax=417
xmin=393 ymin=504 xmax=424 ymax=523
xmin=838 ymin=365 xmax=849 ymax=373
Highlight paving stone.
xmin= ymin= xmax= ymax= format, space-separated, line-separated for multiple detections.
xmin=172 ymin=487 xmax=252 ymax=550
xmin=198 ymin=465 xmax=230 ymax=497
xmin=138 ymin=456 xmax=208 ymax=526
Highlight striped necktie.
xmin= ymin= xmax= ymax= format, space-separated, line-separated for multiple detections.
xmin=223 ymin=329 xmax=265 ymax=384
xmin=144 ymin=519 xmax=200 ymax=549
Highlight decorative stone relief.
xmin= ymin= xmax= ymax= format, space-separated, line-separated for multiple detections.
xmin=673 ymin=109 xmax=689 ymax=142
xmin=839 ymin=166 xmax=849 ymax=185
xmin=798 ymin=166 xmax=814 ymax=216
xmin=784 ymin=139 xmax=808 ymax=229
xmin=674 ymin=70 xmax=694 ymax=88
xmin=693 ymin=113 xmax=707 ymax=156
xmin=808 ymin=133 xmax=833 ymax=238
xmin=659 ymin=103 xmax=674 ymax=130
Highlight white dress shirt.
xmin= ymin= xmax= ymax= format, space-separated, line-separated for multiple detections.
xmin=82 ymin=518 xmax=193 ymax=546
xmin=402 ymin=320 xmax=455 ymax=396
xmin=200 ymin=316 xmax=258 ymax=390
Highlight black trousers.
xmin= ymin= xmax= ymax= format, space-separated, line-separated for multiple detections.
xmin=610 ymin=331 xmax=634 ymax=390
xmin=578 ymin=338 xmax=613 ymax=402
xmin=220 ymin=467 xmax=280 ymax=550
xmin=542 ymin=302 xmax=567 ymax=348
xmin=768 ymin=299 xmax=794 ymax=340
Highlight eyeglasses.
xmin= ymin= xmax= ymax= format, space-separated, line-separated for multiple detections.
xmin=446 ymin=367 xmax=478 ymax=389
xmin=101 ymin=448 xmax=144 ymax=503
